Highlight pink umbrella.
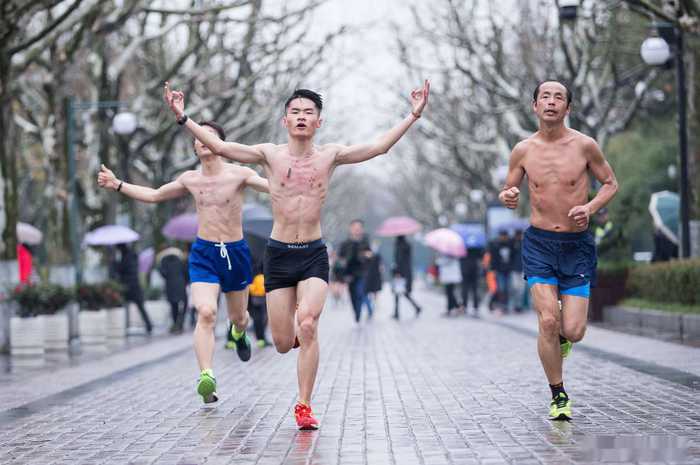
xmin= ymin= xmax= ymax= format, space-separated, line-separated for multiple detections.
xmin=17 ymin=222 xmax=43 ymax=245
xmin=424 ymin=228 xmax=466 ymax=257
xmin=138 ymin=247 xmax=154 ymax=273
xmin=84 ymin=225 xmax=139 ymax=246
xmin=162 ymin=212 xmax=198 ymax=241
xmin=375 ymin=216 xmax=422 ymax=237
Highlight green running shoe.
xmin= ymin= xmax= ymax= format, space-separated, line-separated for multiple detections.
xmin=230 ymin=324 xmax=252 ymax=362
xmin=197 ymin=369 xmax=218 ymax=404
xmin=560 ymin=338 xmax=573 ymax=359
xmin=549 ymin=393 xmax=572 ymax=421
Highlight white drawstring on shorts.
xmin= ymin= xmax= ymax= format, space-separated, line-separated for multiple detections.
xmin=215 ymin=241 xmax=232 ymax=270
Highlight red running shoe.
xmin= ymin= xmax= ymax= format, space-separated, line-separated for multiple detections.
xmin=294 ymin=402 xmax=319 ymax=430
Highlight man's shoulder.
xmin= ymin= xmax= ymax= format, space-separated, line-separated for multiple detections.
xmin=177 ymin=170 xmax=198 ymax=183
xmin=512 ymin=138 xmax=534 ymax=159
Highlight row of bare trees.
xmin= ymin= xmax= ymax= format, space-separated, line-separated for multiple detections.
xmin=0 ymin=1 xmax=345 ymax=272
xmin=389 ymin=0 xmax=699 ymax=227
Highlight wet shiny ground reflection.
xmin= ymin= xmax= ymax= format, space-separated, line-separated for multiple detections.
xmin=549 ymin=422 xmax=690 ymax=463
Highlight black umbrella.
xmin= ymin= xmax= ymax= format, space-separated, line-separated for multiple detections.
xmin=242 ymin=203 xmax=273 ymax=262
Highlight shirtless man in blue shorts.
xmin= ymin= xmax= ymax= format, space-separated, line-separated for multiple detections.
xmin=499 ymin=80 xmax=618 ymax=420
xmin=98 ymin=121 xmax=268 ymax=404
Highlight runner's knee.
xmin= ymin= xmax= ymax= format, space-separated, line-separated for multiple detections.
xmin=272 ymin=335 xmax=293 ymax=353
xmin=538 ymin=313 xmax=560 ymax=337
xmin=297 ymin=312 xmax=318 ymax=341
xmin=196 ymin=304 xmax=217 ymax=327
xmin=564 ymin=325 xmax=586 ymax=342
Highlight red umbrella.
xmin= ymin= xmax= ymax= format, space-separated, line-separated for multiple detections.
xmin=376 ymin=216 xmax=422 ymax=237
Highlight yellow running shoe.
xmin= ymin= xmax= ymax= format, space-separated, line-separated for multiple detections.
xmin=560 ymin=337 xmax=573 ymax=359
xmin=549 ymin=393 xmax=572 ymax=421
xmin=197 ymin=369 xmax=218 ymax=404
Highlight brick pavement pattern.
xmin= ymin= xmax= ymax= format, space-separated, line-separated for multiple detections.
xmin=1 ymin=289 xmax=699 ymax=465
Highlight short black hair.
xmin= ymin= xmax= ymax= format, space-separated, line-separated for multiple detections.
xmin=284 ymin=89 xmax=323 ymax=113
xmin=198 ymin=120 xmax=225 ymax=140
xmin=350 ymin=219 xmax=364 ymax=226
xmin=533 ymin=80 xmax=572 ymax=107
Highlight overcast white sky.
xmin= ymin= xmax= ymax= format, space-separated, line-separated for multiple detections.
xmin=304 ymin=0 xmax=418 ymax=145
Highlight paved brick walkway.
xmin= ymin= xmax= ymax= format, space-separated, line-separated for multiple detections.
xmin=1 ymin=288 xmax=699 ymax=465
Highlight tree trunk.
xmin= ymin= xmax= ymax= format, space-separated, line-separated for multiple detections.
xmin=0 ymin=54 xmax=18 ymax=261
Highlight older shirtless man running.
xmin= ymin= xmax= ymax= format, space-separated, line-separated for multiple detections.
xmin=97 ymin=121 xmax=268 ymax=404
xmin=165 ymin=80 xmax=429 ymax=429
xmin=499 ymin=80 xmax=618 ymax=421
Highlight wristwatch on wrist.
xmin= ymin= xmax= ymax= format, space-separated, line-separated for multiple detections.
xmin=411 ymin=110 xmax=421 ymax=119
xmin=117 ymin=181 xmax=124 ymax=192
xmin=177 ymin=113 xmax=188 ymax=125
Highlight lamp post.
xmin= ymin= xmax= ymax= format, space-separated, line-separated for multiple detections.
xmin=66 ymin=99 xmax=136 ymax=288
xmin=640 ymin=26 xmax=691 ymax=258
xmin=558 ymin=0 xmax=580 ymax=21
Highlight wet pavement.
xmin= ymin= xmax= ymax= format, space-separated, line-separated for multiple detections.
xmin=0 ymin=287 xmax=698 ymax=465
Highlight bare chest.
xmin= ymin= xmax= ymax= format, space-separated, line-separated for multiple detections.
xmin=186 ymin=176 xmax=244 ymax=208
xmin=270 ymin=154 xmax=332 ymax=196
xmin=524 ymin=147 xmax=588 ymax=190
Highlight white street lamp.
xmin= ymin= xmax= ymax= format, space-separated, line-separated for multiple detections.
xmin=112 ymin=112 xmax=137 ymax=135
xmin=559 ymin=0 xmax=579 ymax=21
xmin=640 ymin=37 xmax=671 ymax=66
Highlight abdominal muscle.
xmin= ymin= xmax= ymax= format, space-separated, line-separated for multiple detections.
xmin=528 ymin=181 xmax=589 ymax=233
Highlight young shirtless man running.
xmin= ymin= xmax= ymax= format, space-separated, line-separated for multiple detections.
xmin=164 ymin=80 xmax=429 ymax=429
xmin=97 ymin=121 xmax=269 ymax=404
xmin=499 ymin=80 xmax=618 ymax=420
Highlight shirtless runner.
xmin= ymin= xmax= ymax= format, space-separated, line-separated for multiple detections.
xmin=499 ymin=80 xmax=618 ymax=421
xmin=97 ymin=121 xmax=269 ymax=404
xmin=164 ymin=80 xmax=429 ymax=429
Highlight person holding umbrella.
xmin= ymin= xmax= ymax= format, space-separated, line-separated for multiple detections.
xmin=164 ymin=79 xmax=429 ymax=430
xmin=98 ymin=121 xmax=269 ymax=405
xmin=112 ymin=243 xmax=153 ymax=334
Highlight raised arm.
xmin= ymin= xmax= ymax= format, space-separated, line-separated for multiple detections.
xmin=97 ymin=164 xmax=187 ymax=203
xmin=334 ymin=80 xmax=430 ymax=166
xmin=163 ymin=82 xmax=269 ymax=165
xmin=498 ymin=142 xmax=527 ymax=209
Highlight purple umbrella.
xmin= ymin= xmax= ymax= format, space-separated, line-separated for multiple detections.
xmin=138 ymin=247 xmax=154 ymax=273
xmin=451 ymin=223 xmax=486 ymax=248
xmin=84 ymin=225 xmax=140 ymax=246
xmin=162 ymin=212 xmax=198 ymax=241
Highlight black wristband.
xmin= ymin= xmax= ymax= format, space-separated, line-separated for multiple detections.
xmin=177 ymin=113 xmax=188 ymax=125
xmin=117 ymin=181 xmax=123 ymax=192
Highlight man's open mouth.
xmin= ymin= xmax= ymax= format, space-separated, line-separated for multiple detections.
xmin=296 ymin=123 xmax=307 ymax=128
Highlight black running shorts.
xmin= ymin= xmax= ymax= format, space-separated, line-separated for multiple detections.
xmin=263 ymin=238 xmax=330 ymax=292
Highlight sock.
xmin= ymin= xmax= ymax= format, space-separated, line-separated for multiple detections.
xmin=201 ymin=368 xmax=214 ymax=378
xmin=549 ymin=381 xmax=566 ymax=399
xmin=559 ymin=335 xmax=568 ymax=344
xmin=231 ymin=324 xmax=245 ymax=340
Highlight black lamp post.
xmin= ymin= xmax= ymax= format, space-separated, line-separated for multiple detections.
xmin=559 ymin=0 xmax=580 ymax=21
xmin=640 ymin=25 xmax=691 ymax=258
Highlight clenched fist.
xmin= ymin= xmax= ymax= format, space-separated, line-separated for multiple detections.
xmin=97 ymin=164 xmax=120 ymax=191
xmin=499 ymin=187 xmax=520 ymax=209
xmin=568 ymin=205 xmax=591 ymax=229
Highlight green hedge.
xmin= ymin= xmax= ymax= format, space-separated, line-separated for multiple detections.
xmin=627 ymin=259 xmax=700 ymax=306
xmin=76 ymin=281 xmax=124 ymax=311
xmin=12 ymin=283 xmax=74 ymax=318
